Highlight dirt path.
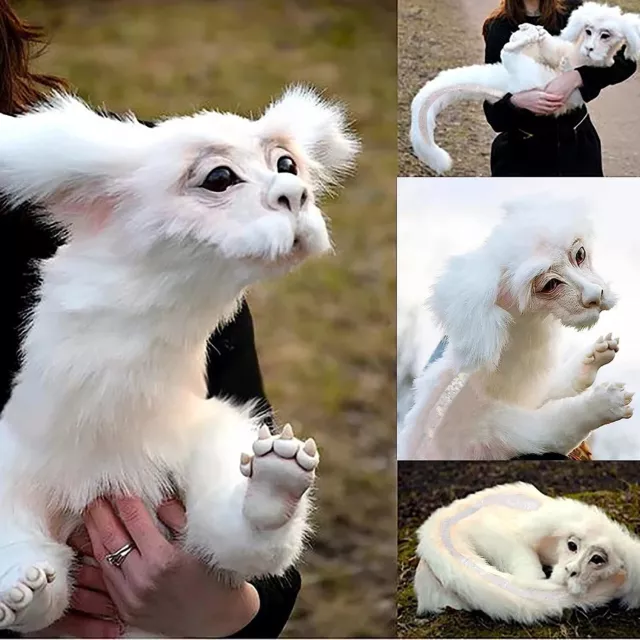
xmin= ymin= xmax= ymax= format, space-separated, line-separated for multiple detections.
xmin=398 ymin=0 xmax=640 ymax=176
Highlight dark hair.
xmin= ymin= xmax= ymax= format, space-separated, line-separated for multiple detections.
xmin=0 ymin=0 xmax=68 ymax=115
xmin=483 ymin=0 xmax=568 ymax=37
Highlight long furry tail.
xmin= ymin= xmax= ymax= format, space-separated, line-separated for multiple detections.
xmin=409 ymin=64 xmax=508 ymax=174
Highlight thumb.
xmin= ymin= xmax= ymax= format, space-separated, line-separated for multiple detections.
xmin=156 ymin=498 xmax=187 ymax=535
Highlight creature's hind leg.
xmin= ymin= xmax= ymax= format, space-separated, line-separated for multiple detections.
xmin=0 ymin=497 xmax=73 ymax=632
xmin=544 ymin=334 xmax=620 ymax=402
xmin=415 ymin=559 xmax=467 ymax=615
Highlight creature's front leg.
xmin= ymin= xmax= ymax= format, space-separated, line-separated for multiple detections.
xmin=183 ymin=400 xmax=318 ymax=579
xmin=489 ymin=381 xmax=633 ymax=456
xmin=0 ymin=496 xmax=73 ymax=633
xmin=544 ymin=334 xmax=620 ymax=402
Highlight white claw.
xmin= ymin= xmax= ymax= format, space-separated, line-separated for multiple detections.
xmin=606 ymin=332 xmax=612 ymax=340
xmin=240 ymin=452 xmax=253 ymax=477
xmin=9 ymin=588 xmax=24 ymax=603
xmin=253 ymin=432 xmax=273 ymax=457
xmin=296 ymin=438 xmax=320 ymax=471
xmin=303 ymin=438 xmax=317 ymax=456
xmin=258 ymin=424 xmax=271 ymax=439
xmin=281 ymin=424 xmax=294 ymax=439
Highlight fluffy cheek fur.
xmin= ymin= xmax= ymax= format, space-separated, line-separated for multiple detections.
xmin=124 ymin=185 xmax=331 ymax=265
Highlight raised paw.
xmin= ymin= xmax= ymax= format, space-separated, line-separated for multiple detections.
xmin=591 ymin=381 xmax=634 ymax=423
xmin=0 ymin=564 xmax=62 ymax=632
xmin=241 ymin=424 xmax=319 ymax=530
xmin=576 ymin=334 xmax=619 ymax=391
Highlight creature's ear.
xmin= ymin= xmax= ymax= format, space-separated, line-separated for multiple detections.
xmin=259 ymin=85 xmax=360 ymax=193
xmin=0 ymin=93 xmax=148 ymax=234
xmin=560 ymin=3 xmax=592 ymax=42
xmin=428 ymin=250 xmax=512 ymax=372
xmin=621 ymin=13 xmax=640 ymax=60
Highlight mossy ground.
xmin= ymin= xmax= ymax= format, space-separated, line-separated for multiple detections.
xmin=13 ymin=1 xmax=397 ymax=636
xmin=398 ymin=462 xmax=640 ymax=638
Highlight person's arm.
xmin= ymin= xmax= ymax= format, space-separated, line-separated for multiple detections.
xmin=575 ymin=48 xmax=637 ymax=102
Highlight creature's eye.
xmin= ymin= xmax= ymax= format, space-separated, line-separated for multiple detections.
xmin=277 ymin=155 xmax=298 ymax=175
xmin=542 ymin=279 xmax=561 ymax=293
xmin=601 ymin=33 xmax=610 ymax=40
xmin=590 ymin=554 xmax=606 ymax=565
xmin=201 ymin=166 xmax=242 ymax=192
xmin=568 ymin=540 xmax=578 ymax=552
xmin=585 ymin=28 xmax=592 ymax=36
xmin=576 ymin=247 xmax=586 ymax=265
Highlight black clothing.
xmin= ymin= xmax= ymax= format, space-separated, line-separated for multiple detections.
xmin=0 ymin=120 xmax=298 ymax=637
xmin=483 ymin=0 xmax=637 ymax=176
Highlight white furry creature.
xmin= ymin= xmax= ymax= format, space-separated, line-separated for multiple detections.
xmin=0 ymin=87 xmax=359 ymax=634
xmin=410 ymin=2 xmax=640 ymax=174
xmin=415 ymin=482 xmax=640 ymax=623
xmin=397 ymin=198 xmax=634 ymax=461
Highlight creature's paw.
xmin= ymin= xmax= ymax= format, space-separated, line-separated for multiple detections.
xmin=592 ymin=382 xmax=634 ymax=423
xmin=0 ymin=564 xmax=65 ymax=632
xmin=576 ymin=334 xmax=619 ymax=390
xmin=241 ymin=424 xmax=319 ymax=530
xmin=505 ymin=23 xmax=546 ymax=49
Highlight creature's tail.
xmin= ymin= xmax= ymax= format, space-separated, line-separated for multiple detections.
xmin=410 ymin=64 xmax=508 ymax=174
xmin=415 ymin=506 xmax=579 ymax=623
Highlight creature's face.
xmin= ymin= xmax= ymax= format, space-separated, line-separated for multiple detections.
xmin=562 ymin=3 xmax=640 ymax=66
xmin=550 ymin=532 xmax=625 ymax=597
xmin=578 ymin=20 xmax=625 ymax=65
xmin=0 ymin=87 xmax=359 ymax=286
xmin=120 ymin=88 xmax=359 ymax=279
xmin=524 ymin=238 xmax=615 ymax=330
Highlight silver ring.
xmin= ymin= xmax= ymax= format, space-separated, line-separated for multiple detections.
xmin=105 ymin=542 xmax=136 ymax=568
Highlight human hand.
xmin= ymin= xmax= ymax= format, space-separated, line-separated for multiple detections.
xmin=42 ymin=497 xmax=260 ymax=638
xmin=543 ymin=70 xmax=583 ymax=103
xmin=510 ymin=89 xmax=565 ymax=115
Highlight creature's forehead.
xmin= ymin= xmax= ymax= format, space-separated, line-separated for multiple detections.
xmin=157 ymin=110 xmax=297 ymax=153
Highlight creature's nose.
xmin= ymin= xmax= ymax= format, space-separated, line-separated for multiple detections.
xmin=587 ymin=46 xmax=594 ymax=52
xmin=570 ymin=570 xmax=578 ymax=577
xmin=582 ymin=287 xmax=603 ymax=307
xmin=268 ymin=174 xmax=308 ymax=215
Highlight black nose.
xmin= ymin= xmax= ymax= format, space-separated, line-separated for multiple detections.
xmin=570 ymin=571 xmax=578 ymax=577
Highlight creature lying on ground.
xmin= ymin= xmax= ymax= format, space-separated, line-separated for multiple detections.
xmin=415 ymin=482 xmax=640 ymax=623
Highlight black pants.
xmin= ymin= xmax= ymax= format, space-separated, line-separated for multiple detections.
xmin=491 ymin=110 xmax=603 ymax=177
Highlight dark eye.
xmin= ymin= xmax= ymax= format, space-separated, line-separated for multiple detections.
xmin=601 ymin=33 xmax=610 ymax=40
xmin=542 ymin=279 xmax=561 ymax=293
xmin=586 ymin=28 xmax=592 ymax=36
xmin=576 ymin=247 xmax=586 ymax=265
xmin=590 ymin=554 xmax=606 ymax=565
xmin=277 ymin=156 xmax=297 ymax=175
xmin=568 ymin=540 xmax=578 ymax=552
xmin=201 ymin=166 xmax=242 ymax=192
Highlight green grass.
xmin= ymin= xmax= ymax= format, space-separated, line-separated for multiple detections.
xmin=14 ymin=1 xmax=397 ymax=636
xmin=397 ymin=462 xmax=640 ymax=638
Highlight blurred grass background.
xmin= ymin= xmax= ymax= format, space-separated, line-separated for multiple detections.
xmin=12 ymin=0 xmax=397 ymax=636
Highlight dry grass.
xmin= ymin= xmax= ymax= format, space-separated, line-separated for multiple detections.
xmin=397 ymin=0 xmax=493 ymax=177
xmin=14 ymin=0 xmax=397 ymax=636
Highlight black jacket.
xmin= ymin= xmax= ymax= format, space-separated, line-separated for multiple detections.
xmin=483 ymin=0 xmax=637 ymax=176
xmin=0 ymin=146 xmax=299 ymax=638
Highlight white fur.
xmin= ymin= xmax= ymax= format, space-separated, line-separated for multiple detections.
xmin=410 ymin=2 xmax=640 ymax=174
xmin=398 ymin=197 xmax=634 ymax=460
xmin=0 ymin=87 xmax=359 ymax=634
xmin=415 ymin=482 xmax=640 ymax=623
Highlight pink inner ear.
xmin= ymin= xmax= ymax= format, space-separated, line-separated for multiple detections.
xmin=48 ymin=193 xmax=118 ymax=234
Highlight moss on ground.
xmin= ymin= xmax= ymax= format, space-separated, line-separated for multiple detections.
xmin=398 ymin=462 xmax=640 ymax=638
